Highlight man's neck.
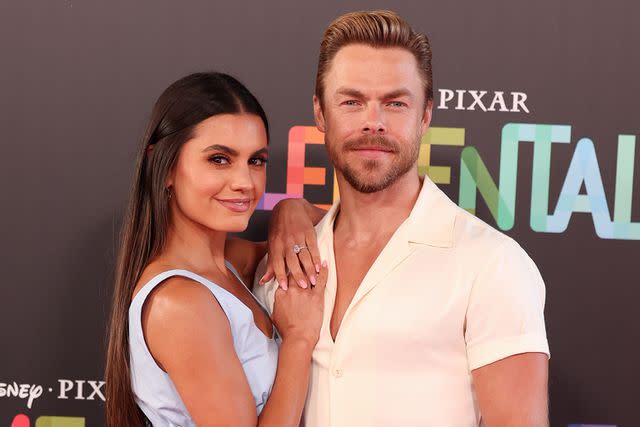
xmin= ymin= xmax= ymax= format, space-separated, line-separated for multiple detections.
xmin=334 ymin=169 xmax=422 ymax=240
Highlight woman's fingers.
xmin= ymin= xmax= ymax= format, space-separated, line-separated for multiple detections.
xmin=305 ymin=230 xmax=322 ymax=274
xmin=259 ymin=263 xmax=274 ymax=285
xmin=313 ymin=260 xmax=329 ymax=294
xmin=285 ymin=244 xmax=308 ymax=289
xmin=297 ymin=249 xmax=317 ymax=286
xmin=269 ymin=242 xmax=289 ymax=290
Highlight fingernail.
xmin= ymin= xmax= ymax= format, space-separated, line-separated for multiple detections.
xmin=310 ymin=275 xmax=317 ymax=286
xmin=279 ymin=279 xmax=287 ymax=290
xmin=322 ymin=260 xmax=328 ymax=267
xmin=259 ymin=276 xmax=265 ymax=284
xmin=315 ymin=263 xmax=321 ymax=273
xmin=298 ymin=279 xmax=308 ymax=289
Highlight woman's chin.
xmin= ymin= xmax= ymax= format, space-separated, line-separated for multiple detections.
xmin=220 ymin=218 xmax=251 ymax=233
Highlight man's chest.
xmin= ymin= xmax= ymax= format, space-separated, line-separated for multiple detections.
xmin=308 ymin=248 xmax=481 ymax=427
xmin=320 ymin=246 xmax=475 ymax=356
xmin=329 ymin=240 xmax=389 ymax=340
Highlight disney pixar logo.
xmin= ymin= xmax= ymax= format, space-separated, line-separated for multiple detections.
xmin=0 ymin=379 xmax=104 ymax=410
xmin=437 ymin=89 xmax=530 ymax=113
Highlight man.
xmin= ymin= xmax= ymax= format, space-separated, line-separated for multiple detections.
xmin=256 ymin=10 xmax=549 ymax=427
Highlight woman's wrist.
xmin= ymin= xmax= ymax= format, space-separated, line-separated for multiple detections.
xmin=280 ymin=335 xmax=316 ymax=355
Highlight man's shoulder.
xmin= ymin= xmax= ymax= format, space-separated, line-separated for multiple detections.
xmin=427 ymin=189 xmax=525 ymax=262
xmin=453 ymin=205 xmax=513 ymax=249
xmin=449 ymin=204 xmax=538 ymax=276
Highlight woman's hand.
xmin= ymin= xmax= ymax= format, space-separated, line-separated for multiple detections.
xmin=271 ymin=261 xmax=328 ymax=348
xmin=260 ymin=199 xmax=326 ymax=290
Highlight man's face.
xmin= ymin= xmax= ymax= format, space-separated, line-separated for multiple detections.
xmin=314 ymin=44 xmax=432 ymax=193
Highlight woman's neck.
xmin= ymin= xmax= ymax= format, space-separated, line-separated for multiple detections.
xmin=160 ymin=210 xmax=228 ymax=276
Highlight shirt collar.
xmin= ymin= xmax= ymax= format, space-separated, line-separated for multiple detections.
xmin=315 ymin=176 xmax=457 ymax=248
xmin=405 ymin=177 xmax=457 ymax=247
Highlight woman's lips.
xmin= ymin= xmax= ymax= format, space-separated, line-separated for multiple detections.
xmin=216 ymin=198 xmax=252 ymax=213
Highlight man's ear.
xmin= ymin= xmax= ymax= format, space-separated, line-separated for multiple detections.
xmin=421 ymin=100 xmax=433 ymax=135
xmin=313 ymin=95 xmax=326 ymax=133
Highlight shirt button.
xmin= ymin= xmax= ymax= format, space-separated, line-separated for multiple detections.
xmin=334 ymin=368 xmax=343 ymax=378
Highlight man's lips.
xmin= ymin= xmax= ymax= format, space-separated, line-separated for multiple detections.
xmin=216 ymin=198 xmax=252 ymax=213
xmin=350 ymin=146 xmax=394 ymax=158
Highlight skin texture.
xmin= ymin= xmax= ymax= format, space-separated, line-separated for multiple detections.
xmin=314 ymin=44 xmax=549 ymax=426
xmin=132 ymin=113 xmax=327 ymax=427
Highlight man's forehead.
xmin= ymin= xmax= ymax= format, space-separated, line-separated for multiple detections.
xmin=325 ymin=45 xmax=423 ymax=95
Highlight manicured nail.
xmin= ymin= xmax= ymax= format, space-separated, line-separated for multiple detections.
xmin=259 ymin=276 xmax=265 ymax=285
xmin=315 ymin=263 xmax=321 ymax=273
xmin=310 ymin=275 xmax=317 ymax=286
xmin=298 ymin=279 xmax=308 ymax=289
xmin=279 ymin=279 xmax=287 ymax=290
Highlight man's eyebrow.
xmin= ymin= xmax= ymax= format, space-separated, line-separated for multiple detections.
xmin=202 ymin=144 xmax=238 ymax=155
xmin=335 ymin=87 xmax=366 ymax=98
xmin=335 ymin=87 xmax=414 ymax=100
xmin=382 ymin=88 xmax=414 ymax=99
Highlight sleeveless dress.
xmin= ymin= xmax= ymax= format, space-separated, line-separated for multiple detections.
xmin=128 ymin=261 xmax=279 ymax=426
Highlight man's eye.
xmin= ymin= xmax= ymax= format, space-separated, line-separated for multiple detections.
xmin=388 ymin=101 xmax=407 ymax=108
xmin=208 ymin=155 xmax=230 ymax=165
xmin=250 ymin=157 xmax=268 ymax=167
xmin=343 ymin=100 xmax=360 ymax=106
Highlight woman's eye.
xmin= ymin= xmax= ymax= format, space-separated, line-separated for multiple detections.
xmin=208 ymin=155 xmax=230 ymax=165
xmin=250 ymin=157 xmax=268 ymax=167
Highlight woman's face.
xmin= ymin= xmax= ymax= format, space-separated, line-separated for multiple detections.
xmin=168 ymin=113 xmax=268 ymax=233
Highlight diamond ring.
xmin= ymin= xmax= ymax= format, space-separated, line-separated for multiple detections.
xmin=292 ymin=244 xmax=307 ymax=254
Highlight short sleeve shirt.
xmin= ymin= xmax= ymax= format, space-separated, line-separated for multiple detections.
xmin=254 ymin=178 xmax=549 ymax=427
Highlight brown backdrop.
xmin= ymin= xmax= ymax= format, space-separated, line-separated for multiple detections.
xmin=0 ymin=1 xmax=637 ymax=426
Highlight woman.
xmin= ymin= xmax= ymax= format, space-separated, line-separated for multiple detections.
xmin=105 ymin=72 xmax=326 ymax=426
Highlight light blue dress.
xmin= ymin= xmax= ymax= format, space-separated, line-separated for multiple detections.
xmin=128 ymin=262 xmax=279 ymax=426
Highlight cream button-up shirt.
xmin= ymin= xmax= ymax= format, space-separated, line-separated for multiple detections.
xmin=255 ymin=178 xmax=549 ymax=427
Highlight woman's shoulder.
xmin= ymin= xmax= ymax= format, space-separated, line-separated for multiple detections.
xmin=135 ymin=268 xmax=233 ymax=373
xmin=133 ymin=261 xmax=221 ymax=307
xmin=131 ymin=262 xmax=229 ymax=336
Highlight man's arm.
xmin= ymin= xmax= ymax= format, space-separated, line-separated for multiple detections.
xmin=472 ymin=353 xmax=549 ymax=426
xmin=464 ymin=238 xmax=550 ymax=426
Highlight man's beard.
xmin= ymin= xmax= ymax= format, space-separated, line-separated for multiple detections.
xmin=327 ymin=134 xmax=420 ymax=194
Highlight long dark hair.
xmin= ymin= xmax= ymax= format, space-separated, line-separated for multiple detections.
xmin=105 ymin=72 xmax=268 ymax=427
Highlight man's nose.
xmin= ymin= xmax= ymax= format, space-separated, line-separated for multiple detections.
xmin=362 ymin=104 xmax=386 ymax=135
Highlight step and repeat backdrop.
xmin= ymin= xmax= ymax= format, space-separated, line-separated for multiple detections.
xmin=1 ymin=1 xmax=637 ymax=426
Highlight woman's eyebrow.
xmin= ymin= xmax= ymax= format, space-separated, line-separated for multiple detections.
xmin=202 ymin=144 xmax=238 ymax=155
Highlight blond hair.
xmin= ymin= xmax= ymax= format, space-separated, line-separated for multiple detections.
xmin=315 ymin=10 xmax=433 ymax=106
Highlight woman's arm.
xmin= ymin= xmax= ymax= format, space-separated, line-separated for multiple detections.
xmin=142 ymin=278 xmax=259 ymax=426
xmin=226 ymin=198 xmax=327 ymax=290
xmin=141 ymin=264 xmax=328 ymax=427
xmin=258 ymin=263 xmax=327 ymax=426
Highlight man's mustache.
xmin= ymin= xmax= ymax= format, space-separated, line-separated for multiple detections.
xmin=343 ymin=135 xmax=398 ymax=152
